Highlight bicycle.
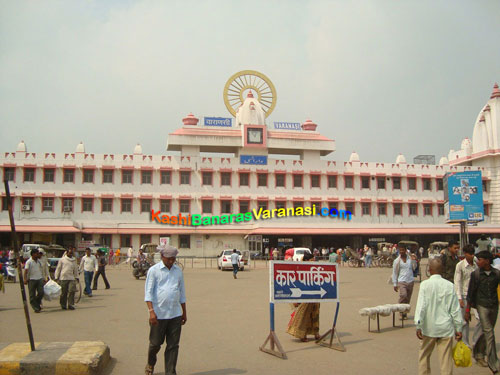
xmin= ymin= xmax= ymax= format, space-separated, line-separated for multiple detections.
xmin=75 ymin=278 xmax=82 ymax=304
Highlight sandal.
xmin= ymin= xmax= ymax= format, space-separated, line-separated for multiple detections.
xmin=314 ymin=334 xmax=321 ymax=340
xmin=300 ymin=337 xmax=308 ymax=342
xmin=145 ymin=364 xmax=154 ymax=375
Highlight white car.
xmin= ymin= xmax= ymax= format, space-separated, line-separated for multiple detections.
xmin=218 ymin=250 xmax=244 ymax=271
xmin=284 ymin=247 xmax=312 ymax=261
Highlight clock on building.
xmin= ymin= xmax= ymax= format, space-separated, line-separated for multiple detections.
xmin=247 ymin=128 xmax=263 ymax=144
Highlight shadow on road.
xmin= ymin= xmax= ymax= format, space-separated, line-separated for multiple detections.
xmin=188 ymin=369 xmax=247 ymax=375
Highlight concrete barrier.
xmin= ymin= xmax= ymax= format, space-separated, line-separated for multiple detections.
xmin=0 ymin=341 xmax=110 ymax=375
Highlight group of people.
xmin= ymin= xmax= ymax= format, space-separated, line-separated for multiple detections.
xmin=23 ymin=247 xmax=110 ymax=312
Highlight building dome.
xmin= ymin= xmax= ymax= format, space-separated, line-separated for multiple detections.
xmin=395 ymin=153 xmax=406 ymax=164
xmin=470 ymin=83 xmax=500 ymax=155
xmin=461 ymin=137 xmax=472 ymax=150
xmin=75 ymin=142 xmax=85 ymax=153
xmin=448 ymin=149 xmax=455 ymax=160
xmin=439 ymin=156 xmax=449 ymax=165
xmin=349 ymin=151 xmax=360 ymax=162
xmin=235 ymin=91 xmax=266 ymax=126
xmin=182 ymin=113 xmax=199 ymax=126
xmin=301 ymin=119 xmax=317 ymax=131
xmin=133 ymin=143 xmax=143 ymax=155
xmin=16 ymin=140 xmax=26 ymax=152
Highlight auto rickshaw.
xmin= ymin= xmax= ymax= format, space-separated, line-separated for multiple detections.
xmin=397 ymin=241 xmax=421 ymax=282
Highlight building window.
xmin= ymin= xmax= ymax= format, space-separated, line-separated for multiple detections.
xmin=293 ymin=174 xmax=303 ymax=188
xmin=42 ymin=198 xmax=53 ymax=212
xmin=179 ymin=235 xmax=190 ymax=248
xmin=239 ymin=200 xmax=250 ymax=213
xmin=378 ymin=203 xmax=387 ymax=215
xmin=121 ymin=234 xmax=131 ymax=248
xmin=409 ymin=203 xmax=418 ymax=216
xmin=361 ymin=176 xmax=370 ymax=189
xmin=393 ymin=203 xmax=402 ymax=216
xmin=311 ymin=174 xmax=320 ymax=188
xmin=22 ymin=197 xmax=33 ymax=211
xmin=102 ymin=170 xmax=113 ymax=184
xmin=310 ymin=201 xmax=321 ymax=212
xmin=257 ymin=173 xmax=267 ymax=187
xmin=408 ymin=177 xmax=416 ymax=190
xmin=202 ymin=172 xmax=213 ymax=186
xmin=179 ymin=199 xmax=190 ymax=213
xmin=83 ymin=169 xmax=94 ymax=183
xmin=362 ymin=202 xmax=371 ymax=215
xmin=161 ymin=170 xmax=171 ymax=184
xmin=43 ymin=168 xmax=55 ymax=182
xmin=328 ymin=202 xmax=338 ymax=211
xmin=437 ymin=179 xmax=443 ymax=191
xmin=4 ymin=167 xmax=15 ymax=181
xmin=101 ymin=234 xmax=112 ymax=247
xmin=63 ymin=169 xmax=74 ymax=183
xmin=102 ymin=198 xmax=113 ymax=213
xmin=122 ymin=170 xmax=133 ymax=184
xmin=221 ymin=200 xmax=232 ymax=214
xmin=423 ymin=178 xmax=432 ymax=191
xmin=424 ymin=204 xmax=432 ymax=216
xmin=328 ymin=175 xmax=337 ymax=188
xmin=438 ymin=204 xmax=444 ymax=216
xmin=141 ymin=170 xmax=152 ymax=184
xmin=392 ymin=177 xmax=401 ymax=190
xmin=484 ymin=204 xmax=489 ymax=216
xmin=239 ymin=172 xmax=249 ymax=187
xmin=275 ymin=173 xmax=285 ymax=187
xmin=140 ymin=234 xmax=151 ymax=245
xmin=221 ymin=172 xmax=231 ymax=186
xmin=258 ymin=200 xmax=269 ymax=210
xmin=293 ymin=201 xmax=303 ymax=210
xmin=180 ymin=171 xmax=191 ymax=185
xmin=344 ymin=175 xmax=353 ymax=189
xmin=24 ymin=168 xmax=35 ymax=182
xmin=82 ymin=198 xmax=93 ymax=212
xmin=160 ymin=199 xmax=171 ymax=212
xmin=121 ymin=199 xmax=132 ymax=213
xmin=482 ymin=180 xmax=488 ymax=192
xmin=345 ymin=202 xmax=355 ymax=215
xmin=275 ymin=200 xmax=286 ymax=210
xmin=377 ymin=177 xmax=386 ymax=190
xmin=2 ymin=197 xmax=8 ymax=211
xmin=202 ymin=200 xmax=213 ymax=214
xmin=62 ymin=198 xmax=73 ymax=212
xmin=141 ymin=199 xmax=152 ymax=213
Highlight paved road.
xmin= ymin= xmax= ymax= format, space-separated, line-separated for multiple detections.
xmin=1 ymin=261 xmax=491 ymax=375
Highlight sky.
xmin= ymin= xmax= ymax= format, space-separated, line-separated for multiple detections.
xmin=1 ymin=0 xmax=499 ymax=163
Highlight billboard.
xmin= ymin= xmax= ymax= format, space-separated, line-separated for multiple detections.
xmin=203 ymin=117 xmax=232 ymax=127
xmin=270 ymin=261 xmax=338 ymax=303
xmin=273 ymin=122 xmax=301 ymax=130
xmin=444 ymin=171 xmax=484 ymax=222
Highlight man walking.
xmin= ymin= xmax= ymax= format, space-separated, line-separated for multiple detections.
xmin=93 ymin=249 xmax=110 ymax=290
xmin=24 ymin=249 xmax=46 ymax=313
xmin=466 ymin=251 xmax=500 ymax=372
xmin=441 ymin=241 xmax=460 ymax=283
xmin=415 ymin=258 xmax=463 ymax=375
xmin=392 ymin=244 xmax=417 ymax=319
xmin=144 ymin=245 xmax=187 ymax=375
xmin=55 ymin=248 xmax=78 ymax=310
xmin=79 ymin=248 xmax=97 ymax=297
xmin=231 ymin=249 xmax=240 ymax=279
xmin=454 ymin=244 xmax=481 ymax=349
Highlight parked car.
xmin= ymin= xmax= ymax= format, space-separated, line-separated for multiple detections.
xmin=217 ymin=250 xmax=244 ymax=271
xmin=21 ymin=244 xmax=48 ymax=261
xmin=284 ymin=247 xmax=312 ymax=261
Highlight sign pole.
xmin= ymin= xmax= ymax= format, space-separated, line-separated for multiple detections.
xmin=315 ymin=301 xmax=346 ymax=351
xmin=4 ymin=179 xmax=36 ymax=351
xmin=259 ymin=302 xmax=287 ymax=359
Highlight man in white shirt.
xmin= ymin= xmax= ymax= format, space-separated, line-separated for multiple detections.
xmin=415 ymin=258 xmax=463 ymax=375
xmin=79 ymin=248 xmax=98 ymax=297
xmin=24 ymin=249 xmax=46 ymax=313
xmin=392 ymin=245 xmax=417 ymax=319
xmin=230 ymin=249 xmax=240 ymax=279
xmin=454 ymin=244 xmax=481 ymax=349
xmin=55 ymin=248 xmax=79 ymax=310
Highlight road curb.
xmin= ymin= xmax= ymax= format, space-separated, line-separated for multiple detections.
xmin=0 ymin=341 xmax=110 ymax=375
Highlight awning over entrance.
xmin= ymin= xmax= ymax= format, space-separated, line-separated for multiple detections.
xmin=0 ymin=225 xmax=80 ymax=233
xmin=249 ymin=226 xmax=500 ymax=235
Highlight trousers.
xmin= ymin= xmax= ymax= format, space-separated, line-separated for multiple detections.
xmin=148 ymin=316 xmax=182 ymax=375
xmin=60 ymin=280 xmax=76 ymax=308
xmin=92 ymin=267 xmax=110 ymax=289
xmin=475 ymin=305 xmax=499 ymax=372
xmin=28 ymin=279 xmax=44 ymax=311
xmin=398 ymin=282 xmax=414 ymax=304
xmin=83 ymin=271 xmax=94 ymax=295
xmin=418 ymin=336 xmax=454 ymax=375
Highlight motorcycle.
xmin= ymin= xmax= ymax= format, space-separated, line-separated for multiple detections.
xmin=2 ymin=261 xmax=17 ymax=282
xmin=132 ymin=260 xmax=152 ymax=279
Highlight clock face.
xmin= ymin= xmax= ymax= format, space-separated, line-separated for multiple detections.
xmin=248 ymin=128 xmax=263 ymax=144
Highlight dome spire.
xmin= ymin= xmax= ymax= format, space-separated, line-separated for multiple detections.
xmin=247 ymin=90 xmax=254 ymax=98
xmin=491 ymin=83 xmax=500 ymax=99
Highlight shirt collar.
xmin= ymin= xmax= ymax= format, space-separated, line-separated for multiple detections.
xmin=429 ymin=274 xmax=442 ymax=280
xmin=159 ymin=262 xmax=177 ymax=271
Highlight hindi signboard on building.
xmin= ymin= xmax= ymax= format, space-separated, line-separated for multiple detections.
xmin=273 ymin=122 xmax=301 ymax=130
xmin=204 ymin=117 xmax=232 ymax=127
xmin=444 ymin=171 xmax=484 ymax=222
xmin=240 ymin=155 xmax=267 ymax=165
xmin=270 ymin=261 xmax=338 ymax=303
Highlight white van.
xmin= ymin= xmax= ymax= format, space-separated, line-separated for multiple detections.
xmin=21 ymin=244 xmax=47 ymax=260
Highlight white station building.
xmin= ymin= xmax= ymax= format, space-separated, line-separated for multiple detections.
xmin=1 ymin=75 xmax=500 ymax=255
